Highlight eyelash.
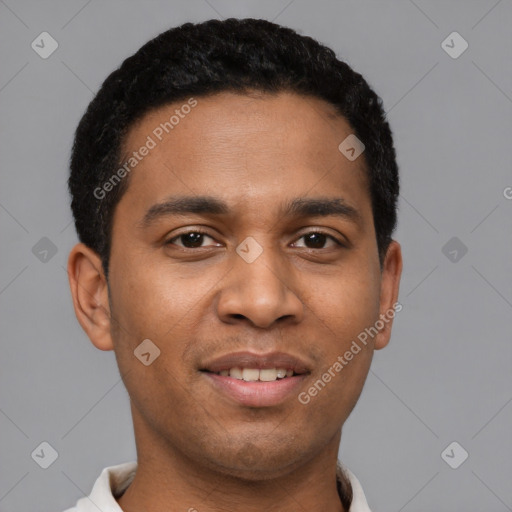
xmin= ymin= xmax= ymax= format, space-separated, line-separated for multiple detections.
xmin=165 ymin=228 xmax=344 ymax=250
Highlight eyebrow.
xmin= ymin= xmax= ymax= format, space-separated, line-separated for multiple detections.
xmin=137 ymin=195 xmax=362 ymax=229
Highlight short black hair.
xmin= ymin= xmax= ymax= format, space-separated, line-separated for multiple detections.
xmin=68 ymin=17 xmax=399 ymax=279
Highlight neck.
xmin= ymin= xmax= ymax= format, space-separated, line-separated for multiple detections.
xmin=117 ymin=404 xmax=350 ymax=512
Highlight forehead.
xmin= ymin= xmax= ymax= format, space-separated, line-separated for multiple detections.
xmin=115 ymin=90 xmax=371 ymax=224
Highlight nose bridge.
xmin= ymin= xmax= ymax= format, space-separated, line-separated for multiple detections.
xmin=239 ymin=245 xmax=286 ymax=298
xmin=216 ymin=238 xmax=304 ymax=328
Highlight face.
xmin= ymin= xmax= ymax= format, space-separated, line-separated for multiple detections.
xmin=69 ymin=90 xmax=402 ymax=480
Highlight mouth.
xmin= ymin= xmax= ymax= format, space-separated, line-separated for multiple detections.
xmin=202 ymin=367 xmax=302 ymax=381
xmin=199 ymin=351 xmax=311 ymax=407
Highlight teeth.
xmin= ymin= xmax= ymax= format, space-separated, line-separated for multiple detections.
xmin=229 ymin=367 xmax=243 ymax=379
xmin=220 ymin=367 xmax=294 ymax=381
xmin=259 ymin=369 xmax=277 ymax=381
xmin=242 ymin=368 xmax=260 ymax=381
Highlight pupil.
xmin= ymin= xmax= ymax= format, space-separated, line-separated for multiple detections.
xmin=183 ymin=233 xmax=203 ymax=248
xmin=305 ymin=233 xmax=325 ymax=248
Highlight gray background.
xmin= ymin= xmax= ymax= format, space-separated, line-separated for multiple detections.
xmin=0 ymin=0 xmax=511 ymax=511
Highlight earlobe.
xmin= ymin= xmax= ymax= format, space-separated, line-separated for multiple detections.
xmin=67 ymin=243 xmax=114 ymax=351
xmin=374 ymin=240 xmax=403 ymax=350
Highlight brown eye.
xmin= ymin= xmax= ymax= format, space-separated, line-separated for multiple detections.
xmin=293 ymin=231 xmax=342 ymax=250
xmin=166 ymin=230 xmax=217 ymax=249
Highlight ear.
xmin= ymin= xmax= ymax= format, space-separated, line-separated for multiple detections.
xmin=374 ymin=240 xmax=403 ymax=350
xmin=67 ymin=243 xmax=114 ymax=351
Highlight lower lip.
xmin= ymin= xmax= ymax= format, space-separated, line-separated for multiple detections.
xmin=202 ymin=372 xmax=308 ymax=407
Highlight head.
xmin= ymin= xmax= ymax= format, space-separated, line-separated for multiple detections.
xmin=67 ymin=18 xmax=402 ymax=480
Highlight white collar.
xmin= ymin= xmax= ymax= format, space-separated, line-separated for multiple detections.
xmin=63 ymin=460 xmax=372 ymax=511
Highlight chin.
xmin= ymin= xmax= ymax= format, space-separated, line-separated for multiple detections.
xmin=199 ymin=440 xmax=311 ymax=481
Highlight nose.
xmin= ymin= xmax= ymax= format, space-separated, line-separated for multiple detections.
xmin=216 ymin=246 xmax=304 ymax=329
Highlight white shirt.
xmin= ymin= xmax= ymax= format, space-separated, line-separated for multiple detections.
xmin=63 ymin=460 xmax=372 ymax=511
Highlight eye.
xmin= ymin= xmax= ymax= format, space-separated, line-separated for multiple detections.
xmin=292 ymin=230 xmax=343 ymax=250
xmin=166 ymin=230 xmax=220 ymax=249
xmin=165 ymin=229 xmax=344 ymax=251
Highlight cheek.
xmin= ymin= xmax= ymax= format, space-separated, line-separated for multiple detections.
xmin=107 ymin=253 xmax=226 ymax=383
xmin=108 ymin=255 xmax=196 ymax=337
xmin=307 ymin=261 xmax=381 ymax=341
xmin=298 ymin=258 xmax=380 ymax=407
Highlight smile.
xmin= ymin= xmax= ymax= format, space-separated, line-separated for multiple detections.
xmin=207 ymin=367 xmax=297 ymax=381
xmin=201 ymin=370 xmax=308 ymax=407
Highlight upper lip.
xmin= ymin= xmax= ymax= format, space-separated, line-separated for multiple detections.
xmin=200 ymin=351 xmax=311 ymax=374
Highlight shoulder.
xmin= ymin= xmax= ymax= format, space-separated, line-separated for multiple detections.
xmin=337 ymin=461 xmax=373 ymax=512
xmin=60 ymin=461 xmax=137 ymax=512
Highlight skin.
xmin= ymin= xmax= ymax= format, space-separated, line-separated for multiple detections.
xmin=67 ymin=90 xmax=402 ymax=512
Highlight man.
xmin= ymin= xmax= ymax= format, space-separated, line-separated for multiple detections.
xmin=64 ymin=17 xmax=402 ymax=511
